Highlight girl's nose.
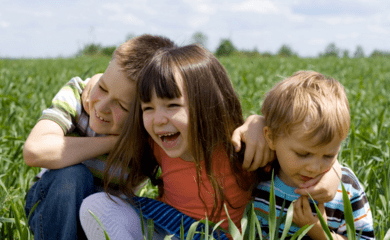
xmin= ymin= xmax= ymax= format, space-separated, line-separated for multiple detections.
xmin=154 ymin=109 xmax=169 ymax=125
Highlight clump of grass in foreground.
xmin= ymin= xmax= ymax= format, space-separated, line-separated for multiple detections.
xmin=91 ymin=171 xmax=389 ymax=240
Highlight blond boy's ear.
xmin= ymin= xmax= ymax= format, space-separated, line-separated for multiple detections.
xmin=82 ymin=73 xmax=102 ymax=115
xmin=263 ymin=126 xmax=276 ymax=150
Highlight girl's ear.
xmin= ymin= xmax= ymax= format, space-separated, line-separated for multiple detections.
xmin=263 ymin=126 xmax=276 ymax=150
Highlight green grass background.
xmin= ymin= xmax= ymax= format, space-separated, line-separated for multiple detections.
xmin=1 ymin=55 xmax=389 ymax=239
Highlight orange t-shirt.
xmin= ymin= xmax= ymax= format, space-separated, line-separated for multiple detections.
xmin=153 ymin=143 xmax=251 ymax=231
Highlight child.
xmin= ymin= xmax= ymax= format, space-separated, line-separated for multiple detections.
xmin=79 ymin=47 xmax=342 ymax=240
xmin=254 ymin=71 xmax=375 ymax=239
xmin=80 ymin=43 xmax=254 ymax=240
xmin=23 ymin=34 xmax=275 ymax=239
xmin=23 ymin=34 xmax=178 ymax=240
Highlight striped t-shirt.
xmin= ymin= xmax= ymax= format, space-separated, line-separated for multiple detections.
xmin=253 ymin=166 xmax=375 ymax=239
xmin=36 ymin=77 xmax=107 ymax=181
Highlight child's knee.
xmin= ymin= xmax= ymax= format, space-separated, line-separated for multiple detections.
xmin=45 ymin=164 xmax=94 ymax=195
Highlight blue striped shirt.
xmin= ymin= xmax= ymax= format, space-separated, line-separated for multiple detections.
xmin=253 ymin=166 xmax=375 ymax=239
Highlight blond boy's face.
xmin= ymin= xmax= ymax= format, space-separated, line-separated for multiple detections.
xmin=88 ymin=59 xmax=135 ymax=135
xmin=264 ymin=126 xmax=341 ymax=188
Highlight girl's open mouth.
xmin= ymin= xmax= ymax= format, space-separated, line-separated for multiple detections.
xmin=159 ymin=132 xmax=180 ymax=148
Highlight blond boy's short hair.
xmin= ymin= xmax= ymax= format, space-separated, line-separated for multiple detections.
xmin=262 ymin=71 xmax=350 ymax=146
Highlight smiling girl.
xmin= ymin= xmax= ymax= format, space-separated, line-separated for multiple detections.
xmin=79 ymin=44 xmax=255 ymax=239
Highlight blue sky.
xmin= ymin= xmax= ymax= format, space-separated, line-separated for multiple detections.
xmin=1 ymin=0 xmax=389 ymax=58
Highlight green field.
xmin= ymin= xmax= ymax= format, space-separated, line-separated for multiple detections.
xmin=1 ymin=55 xmax=389 ymax=239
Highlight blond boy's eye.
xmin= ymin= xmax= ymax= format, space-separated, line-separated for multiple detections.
xmin=119 ymin=103 xmax=129 ymax=112
xmin=99 ymin=85 xmax=108 ymax=92
xmin=295 ymin=152 xmax=309 ymax=158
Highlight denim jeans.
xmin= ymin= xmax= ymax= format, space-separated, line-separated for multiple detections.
xmin=25 ymin=164 xmax=95 ymax=240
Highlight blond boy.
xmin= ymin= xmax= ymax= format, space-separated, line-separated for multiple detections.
xmin=254 ymin=71 xmax=374 ymax=239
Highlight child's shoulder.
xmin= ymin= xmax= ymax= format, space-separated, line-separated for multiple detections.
xmin=66 ymin=76 xmax=89 ymax=90
xmin=340 ymin=165 xmax=365 ymax=192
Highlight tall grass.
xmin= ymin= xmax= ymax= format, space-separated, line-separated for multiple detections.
xmin=1 ymin=56 xmax=389 ymax=239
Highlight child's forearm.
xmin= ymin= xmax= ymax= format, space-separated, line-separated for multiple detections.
xmin=23 ymin=120 xmax=117 ymax=169
xmin=306 ymin=224 xmax=347 ymax=240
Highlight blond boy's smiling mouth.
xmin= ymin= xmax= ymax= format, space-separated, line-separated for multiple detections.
xmin=95 ymin=110 xmax=109 ymax=123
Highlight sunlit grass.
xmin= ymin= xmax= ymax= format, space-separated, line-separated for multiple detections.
xmin=1 ymin=55 xmax=389 ymax=239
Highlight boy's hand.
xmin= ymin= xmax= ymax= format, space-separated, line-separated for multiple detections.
xmin=293 ymin=196 xmax=328 ymax=240
xmin=295 ymin=161 xmax=341 ymax=203
xmin=82 ymin=73 xmax=102 ymax=114
xmin=231 ymin=115 xmax=275 ymax=171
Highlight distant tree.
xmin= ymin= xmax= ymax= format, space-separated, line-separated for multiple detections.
xmin=370 ymin=50 xmax=390 ymax=58
xmin=322 ymin=43 xmax=340 ymax=57
xmin=191 ymin=31 xmax=208 ymax=48
xmin=215 ymin=39 xmax=236 ymax=57
xmin=101 ymin=46 xmax=117 ymax=57
xmin=353 ymin=45 xmax=365 ymax=58
xmin=79 ymin=43 xmax=102 ymax=56
xmin=342 ymin=50 xmax=350 ymax=58
xmin=262 ymin=51 xmax=273 ymax=58
xmin=277 ymin=44 xmax=296 ymax=57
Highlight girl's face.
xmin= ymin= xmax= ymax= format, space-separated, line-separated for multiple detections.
xmin=88 ymin=59 xmax=135 ymax=135
xmin=141 ymin=77 xmax=192 ymax=161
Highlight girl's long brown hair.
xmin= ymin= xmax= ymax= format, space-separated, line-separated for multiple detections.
xmin=104 ymin=44 xmax=254 ymax=222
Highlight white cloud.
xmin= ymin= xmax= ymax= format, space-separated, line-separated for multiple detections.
xmin=368 ymin=25 xmax=389 ymax=34
xmin=307 ymin=38 xmax=328 ymax=46
xmin=188 ymin=16 xmax=210 ymax=28
xmin=317 ymin=15 xmax=365 ymax=25
xmin=231 ymin=0 xmax=280 ymax=14
xmin=335 ymin=32 xmax=360 ymax=40
xmin=0 ymin=20 xmax=9 ymax=28
xmin=182 ymin=0 xmax=216 ymax=14
xmin=101 ymin=3 xmax=123 ymax=13
xmin=107 ymin=14 xmax=145 ymax=26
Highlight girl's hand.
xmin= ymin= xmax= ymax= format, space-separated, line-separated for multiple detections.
xmin=293 ymin=196 xmax=328 ymax=240
xmin=231 ymin=115 xmax=275 ymax=171
xmin=295 ymin=161 xmax=341 ymax=203
xmin=82 ymin=73 xmax=102 ymax=114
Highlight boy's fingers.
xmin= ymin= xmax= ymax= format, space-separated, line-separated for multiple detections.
xmin=293 ymin=197 xmax=304 ymax=219
xmin=231 ymin=127 xmax=244 ymax=152
xmin=242 ymin=143 xmax=256 ymax=170
xmin=301 ymin=196 xmax=310 ymax=215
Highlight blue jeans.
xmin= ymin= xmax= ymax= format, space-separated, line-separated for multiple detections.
xmin=25 ymin=164 xmax=95 ymax=240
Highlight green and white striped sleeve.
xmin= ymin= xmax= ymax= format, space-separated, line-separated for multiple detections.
xmin=39 ymin=77 xmax=89 ymax=134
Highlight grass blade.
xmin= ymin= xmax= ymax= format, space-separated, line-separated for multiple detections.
xmin=185 ymin=221 xmax=200 ymax=240
xmin=280 ymin=201 xmax=294 ymax=240
xmin=88 ymin=210 xmax=111 ymax=240
xmin=268 ymin=170 xmax=277 ymax=239
xmin=147 ymin=219 xmax=154 ymax=240
xmin=341 ymin=183 xmax=356 ymax=240
xmin=224 ymin=203 xmax=242 ymax=240
xmin=307 ymin=195 xmax=333 ymax=240
xmin=383 ymin=228 xmax=390 ymax=240
xmin=180 ymin=217 xmax=184 ymax=240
